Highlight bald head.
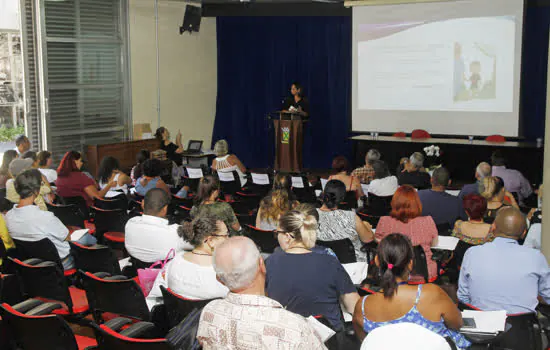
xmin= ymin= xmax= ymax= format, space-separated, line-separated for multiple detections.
xmin=494 ymin=207 xmax=527 ymax=239
xmin=213 ymin=236 xmax=261 ymax=291
xmin=476 ymin=162 xmax=492 ymax=180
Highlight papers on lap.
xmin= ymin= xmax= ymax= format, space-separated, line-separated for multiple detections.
xmin=70 ymin=229 xmax=89 ymax=242
xmin=460 ymin=310 xmax=507 ymax=334
xmin=432 ymin=236 xmax=459 ymax=250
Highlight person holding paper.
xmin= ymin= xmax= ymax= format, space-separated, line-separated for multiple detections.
xmin=282 ymin=82 xmax=310 ymax=117
xmin=353 ymin=233 xmax=470 ymax=349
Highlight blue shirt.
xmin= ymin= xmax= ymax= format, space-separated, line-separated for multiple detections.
xmin=135 ymin=177 xmax=160 ymax=197
xmin=458 ymin=237 xmax=550 ymax=314
xmin=418 ymin=189 xmax=465 ymax=226
xmin=265 ymin=250 xmax=356 ymax=331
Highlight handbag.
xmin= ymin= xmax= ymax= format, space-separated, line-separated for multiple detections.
xmin=137 ymin=248 xmax=175 ymax=296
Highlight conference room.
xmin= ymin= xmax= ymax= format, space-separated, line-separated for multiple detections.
xmin=0 ymin=0 xmax=550 ymax=349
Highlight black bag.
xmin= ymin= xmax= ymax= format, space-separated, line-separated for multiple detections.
xmin=165 ymin=307 xmax=203 ymax=350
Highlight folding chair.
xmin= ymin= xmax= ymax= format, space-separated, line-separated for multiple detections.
xmin=0 ymin=302 xmax=97 ymax=350
xmin=183 ymin=167 xmax=204 ymax=194
xmin=11 ymin=238 xmax=76 ymax=277
xmin=69 ymin=242 xmax=121 ymax=275
xmin=290 ymin=174 xmax=316 ymax=203
xmin=317 ymin=239 xmax=357 ymax=264
xmin=244 ymin=225 xmax=278 ymax=254
xmin=91 ymin=319 xmax=172 ymax=350
xmin=160 ymin=286 xmax=212 ymax=330
xmin=247 ymin=172 xmax=272 ymax=197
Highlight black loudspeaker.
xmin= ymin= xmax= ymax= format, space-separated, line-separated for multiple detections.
xmin=180 ymin=5 xmax=201 ymax=34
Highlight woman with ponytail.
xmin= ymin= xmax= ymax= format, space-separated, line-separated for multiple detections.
xmin=317 ymin=180 xmax=374 ymax=262
xmin=146 ymin=215 xmax=229 ymax=309
xmin=256 ymin=173 xmax=298 ymax=230
xmin=353 ymin=233 xmax=469 ymax=349
xmin=265 ymin=207 xmax=359 ymax=331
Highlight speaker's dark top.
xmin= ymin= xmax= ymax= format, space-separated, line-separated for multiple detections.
xmin=282 ymin=96 xmax=310 ymax=117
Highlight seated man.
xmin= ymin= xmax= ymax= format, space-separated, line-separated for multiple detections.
xmin=125 ymin=188 xmax=192 ymax=263
xmin=351 ymin=149 xmax=380 ymax=184
xmin=197 ymin=236 xmax=326 ymax=349
xmin=5 ymin=169 xmax=96 ymax=270
xmin=491 ymin=150 xmax=533 ymax=205
xmin=458 ymin=207 xmax=550 ymax=314
xmin=398 ymin=152 xmax=431 ymax=190
xmin=418 ymin=167 xmax=464 ymax=228
xmin=458 ymin=162 xmax=491 ymax=199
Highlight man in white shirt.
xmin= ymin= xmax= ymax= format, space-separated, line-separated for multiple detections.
xmin=125 ymin=188 xmax=192 ymax=263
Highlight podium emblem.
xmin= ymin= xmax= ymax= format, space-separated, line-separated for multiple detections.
xmin=281 ymin=127 xmax=290 ymax=144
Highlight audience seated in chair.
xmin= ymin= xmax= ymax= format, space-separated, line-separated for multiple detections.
xmin=97 ymin=156 xmax=132 ymax=198
xmin=256 ymin=173 xmax=298 ymax=231
xmin=458 ymin=206 xmax=550 ymax=314
xmin=212 ymin=139 xmax=247 ymax=187
xmin=190 ymin=175 xmax=241 ymax=232
xmin=36 ymin=151 xmax=57 ymax=184
xmin=147 ymin=215 xmax=229 ymax=309
xmin=368 ymin=160 xmax=398 ymax=197
xmin=398 ymin=152 xmax=431 ymax=190
xmin=0 ymin=214 xmax=14 ymax=266
xmin=134 ymin=158 xmax=171 ymax=197
xmin=266 ymin=208 xmax=359 ymax=331
xmin=55 ymin=151 xmax=116 ymax=207
xmin=375 ymin=185 xmax=439 ymax=282
xmin=480 ymin=176 xmax=518 ymax=224
xmin=6 ymin=158 xmax=52 ymax=211
xmin=197 ymin=236 xmax=327 ymax=349
xmin=125 ymin=188 xmax=192 ymax=264
xmin=491 ymin=150 xmax=533 ymax=206
xmin=524 ymin=185 xmax=543 ymax=250
xmin=0 ymin=150 xmax=18 ymax=189
xmin=418 ymin=167 xmax=464 ymax=228
xmin=353 ymin=233 xmax=470 ymax=349
xmin=329 ymin=155 xmax=364 ymax=198
xmin=21 ymin=151 xmax=38 ymax=168
xmin=458 ymin=162 xmax=491 ymax=200
xmin=352 ymin=149 xmax=381 ymax=185
xmin=130 ymin=149 xmax=150 ymax=187
xmin=5 ymin=169 xmax=96 ymax=270
xmin=317 ymin=180 xmax=374 ymax=262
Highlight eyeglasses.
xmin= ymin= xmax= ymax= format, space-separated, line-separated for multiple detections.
xmin=210 ymin=233 xmax=229 ymax=238
xmin=275 ymin=230 xmax=295 ymax=239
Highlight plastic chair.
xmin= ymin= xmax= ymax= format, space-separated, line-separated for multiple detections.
xmin=244 ymin=225 xmax=278 ymax=254
xmin=69 ymin=242 xmax=122 ymax=275
xmin=11 ymin=238 xmax=76 ymax=276
xmin=486 ymin=135 xmax=506 ymax=143
xmin=317 ymin=239 xmax=357 ymax=264
xmin=91 ymin=319 xmax=172 ymax=350
xmin=80 ymin=271 xmax=150 ymax=323
xmin=411 ymin=129 xmax=431 ymax=139
xmin=160 ymin=286 xmax=212 ymax=330
xmin=0 ymin=302 xmax=97 ymax=350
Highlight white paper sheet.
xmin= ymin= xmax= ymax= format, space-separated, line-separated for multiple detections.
xmin=432 ymin=236 xmax=459 ymax=251
xmin=320 ymin=178 xmax=328 ymax=190
xmin=186 ymin=167 xmax=204 ymax=179
xmin=119 ymin=257 xmax=131 ymax=270
xmin=291 ymin=176 xmax=305 ymax=188
xmin=461 ymin=310 xmax=507 ymax=334
xmin=70 ymin=229 xmax=89 ymax=242
xmin=306 ymin=316 xmax=337 ymax=343
xmin=361 ymin=184 xmax=370 ymax=196
xmin=343 ymin=262 xmax=369 ymax=285
xmin=446 ymin=190 xmax=460 ymax=196
xmin=218 ymin=171 xmax=235 ymax=182
xmin=315 ymin=190 xmax=322 ymax=198
xmin=251 ymin=173 xmax=270 ymax=185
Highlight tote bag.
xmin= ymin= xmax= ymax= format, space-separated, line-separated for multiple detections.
xmin=138 ymin=248 xmax=175 ymax=296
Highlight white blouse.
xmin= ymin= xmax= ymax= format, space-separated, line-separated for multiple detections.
xmin=99 ymin=173 xmax=128 ymax=198
xmin=368 ymin=176 xmax=398 ymax=197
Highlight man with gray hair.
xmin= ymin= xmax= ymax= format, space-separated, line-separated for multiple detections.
xmin=352 ymin=148 xmax=381 ymax=184
xmin=458 ymin=162 xmax=491 ymax=199
xmin=397 ymin=152 xmax=431 ymax=189
xmin=197 ymin=236 xmax=326 ymax=349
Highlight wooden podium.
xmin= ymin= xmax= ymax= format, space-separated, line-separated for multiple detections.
xmin=273 ymin=112 xmax=306 ymax=172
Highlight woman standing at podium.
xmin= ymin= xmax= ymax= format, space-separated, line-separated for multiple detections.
xmin=282 ymin=82 xmax=309 ymax=117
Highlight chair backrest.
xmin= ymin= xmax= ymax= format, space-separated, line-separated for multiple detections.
xmin=160 ymin=286 xmax=212 ymax=329
xmin=218 ymin=170 xmax=241 ymax=197
xmin=61 ymin=196 xmax=90 ymax=219
xmin=94 ymin=196 xmax=129 ymax=211
xmin=245 ymin=225 xmax=278 ymax=254
xmin=93 ymin=323 xmax=172 ymax=350
xmin=0 ymin=188 xmax=11 ymax=213
xmin=9 ymin=258 xmax=74 ymax=312
xmin=0 ymin=273 xmax=24 ymax=305
xmin=92 ymin=206 xmax=129 ymax=240
xmin=81 ymin=271 xmax=150 ymax=323
xmin=340 ymin=191 xmax=358 ymax=210
xmin=486 ymin=134 xmax=506 ymax=143
xmin=46 ymin=202 xmax=85 ymax=228
xmin=411 ymin=246 xmax=429 ymax=284
xmin=436 ymin=222 xmax=452 ymax=237
xmin=411 ymin=129 xmax=431 ymax=139
xmin=69 ymin=242 xmax=121 ymax=275
xmin=12 ymin=238 xmax=64 ymax=271
xmin=317 ymin=239 xmax=357 ymax=264
xmin=0 ymin=303 xmax=80 ymax=350
xmin=361 ymin=322 xmax=452 ymax=350
xmin=364 ymin=194 xmax=393 ymax=217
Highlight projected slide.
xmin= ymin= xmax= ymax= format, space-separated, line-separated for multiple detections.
xmin=357 ymin=17 xmax=515 ymax=113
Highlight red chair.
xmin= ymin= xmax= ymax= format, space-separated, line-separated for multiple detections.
xmin=0 ymin=302 xmax=97 ymax=350
xmin=411 ymin=129 xmax=431 ymax=139
xmin=486 ymin=134 xmax=506 ymax=143
xmin=160 ymin=286 xmax=212 ymax=330
xmin=91 ymin=318 xmax=172 ymax=350
xmin=393 ymin=132 xmax=407 ymax=138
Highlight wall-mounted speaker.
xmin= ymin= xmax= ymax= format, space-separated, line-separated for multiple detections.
xmin=180 ymin=5 xmax=202 ymax=34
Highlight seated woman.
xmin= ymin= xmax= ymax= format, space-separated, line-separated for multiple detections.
xmin=266 ymin=207 xmax=359 ymax=331
xmin=480 ymin=176 xmax=518 ymax=224
xmin=256 ymin=173 xmax=298 ymax=231
xmin=375 ymin=185 xmax=439 ymax=282
xmin=6 ymin=158 xmax=53 ymax=211
xmin=211 ymin=140 xmax=247 ymax=188
xmin=146 ymin=215 xmax=229 ymax=309
xmin=329 ymin=155 xmax=364 ymax=199
xmin=155 ymin=127 xmax=183 ymax=165
xmin=134 ymin=158 xmax=171 ymax=197
xmin=37 ymin=151 xmax=57 ymax=184
xmin=130 ymin=149 xmax=150 ymax=186
xmin=0 ymin=150 xmax=18 ymax=189
xmin=97 ymin=156 xmax=132 ymax=198
xmin=5 ymin=169 xmax=96 ymax=270
xmin=317 ymin=180 xmax=375 ymax=262
xmin=352 ymin=233 xmax=470 ymax=349
xmin=452 ymin=194 xmax=493 ymax=267
xmin=368 ymin=160 xmax=398 ymax=197
xmin=190 ymin=175 xmax=241 ymax=232
xmin=55 ymin=151 xmax=116 ymax=207
xmin=0 ymin=214 xmax=15 ymax=266
xmin=22 ymin=151 xmax=38 ymax=168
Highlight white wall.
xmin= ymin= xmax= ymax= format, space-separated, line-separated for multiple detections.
xmin=129 ymin=0 xmax=217 ymax=147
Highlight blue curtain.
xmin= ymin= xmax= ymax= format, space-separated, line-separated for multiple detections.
xmin=212 ymin=16 xmax=352 ymax=169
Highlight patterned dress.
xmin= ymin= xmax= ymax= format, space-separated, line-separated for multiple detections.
xmin=316 ymin=209 xmax=366 ymax=262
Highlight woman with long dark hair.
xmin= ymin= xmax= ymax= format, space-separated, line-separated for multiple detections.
xmin=97 ymin=156 xmax=131 ymax=198
xmin=190 ymin=175 xmax=240 ymax=232
xmin=134 ymin=158 xmax=170 ymax=197
xmin=353 ymin=233 xmax=469 ymax=349
xmin=282 ymin=82 xmax=309 ymax=117
xmin=256 ymin=173 xmax=298 ymax=231
xmin=154 ymin=127 xmax=183 ymax=165
xmin=0 ymin=150 xmax=18 ymax=189
xmin=37 ymin=151 xmax=57 ymax=184
xmin=130 ymin=149 xmax=150 ymax=186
